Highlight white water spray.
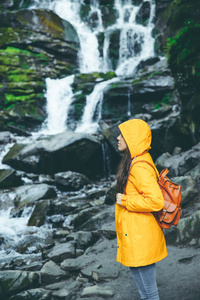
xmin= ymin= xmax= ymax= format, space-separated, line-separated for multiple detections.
xmin=76 ymin=77 xmax=119 ymax=133
xmin=40 ymin=75 xmax=74 ymax=135
xmin=31 ymin=0 xmax=156 ymax=134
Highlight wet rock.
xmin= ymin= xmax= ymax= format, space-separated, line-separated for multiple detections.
xmin=150 ymin=113 xmax=194 ymax=159
xmin=80 ymin=207 xmax=115 ymax=231
xmin=50 ymin=200 xmax=77 ymax=216
xmin=0 ymin=190 xmax=15 ymax=210
xmin=53 ymin=229 xmax=70 ymax=240
xmin=40 ymin=260 xmax=67 ymax=285
xmin=80 ymin=262 xmax=119 ymax=282
xmin=101 ymin=3 xmax=117 ymax=28
xmin=151 ymin=105 xmax=173 ymax=119
xmin=0 ymin=131 xmax=15 ymax=144
xmin=0 ymin=168 xmax=23 ymax=189
xmin=165 ymin=210 xmax=200 ymax=246
xmin=105 ymin=181 xmax=117 ymax=205
xmin=86 ymin=188 xmax=107 ymax=200
xmin=45 ymin=280 xmax=67 ymax=291
xmin=14 ymin=232 xmax=52 ymax=255
xmin=28 ymin=200 xmax=50 ymax=227
xmin=19 ymin=262 xmax=43 ymax=272
xmin=91 ymin=264 xmax=119 ymax=281
xmin=9 ymin=288 xmax=52 ymax=300
xmin=172 ymin=176 xmax=199 ymax=207
xmin=47 ymin=214 xmax=66 ymax=228
xmin=136 ymin=1 xmax=151 ymax=26
xmin=155 ymin=142 xmax=200 ymax=177
xmin=108 ymin=29 xmax=120 ymax=70
xmin=81 ymin=285 xmax=115 ymax=298
xmin=52 ymin=281 xmax=82 ymax=300
xmin=7 ymin=125 xmax=32 ymax=137
xmin=102 ymin=71 xmax=175 ymax=125
xmin=186 ymin=163 xmax=200 ymax=180
xmin=61 ymin=257 xmax=84 ymax=272
xmin=47 ymin=242 xmax=76 ymax=263
xmin=2 ymin=131 xmax=103 ymax=178
xmin=100 ymin=222 xmax=116 ymax=240
xmin=0 ymin=270 xmax=40 ymax=298
xmin=54 ymin=171 xmax=90 ymax=191
xmin=37 ymin=175 xmax=54 ymax=185
xmin=12 ymin=184 xmax=56 ymax=208
xmin=73 ymin=206 xmax=101 ymax=229
xmin=0 ymin=8 xmax=80 ymax=130
xmin=66 ymin=231 xmax=94 ymax=250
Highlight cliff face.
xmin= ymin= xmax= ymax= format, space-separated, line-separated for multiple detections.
xmin=155 ymin=0 xmax=200 ymax=143
xmin=0 ymin=5 xmax=80 ymax=130
xmin=0 ymin=0 xmax=199 ymax=147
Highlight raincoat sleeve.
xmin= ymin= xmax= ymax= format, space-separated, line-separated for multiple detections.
xmin=120 ymin=164 xmax=164 ymax=212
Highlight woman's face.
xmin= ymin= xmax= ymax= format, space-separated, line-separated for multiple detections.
xmin=117 ymin=134 xmax=128 ymax=151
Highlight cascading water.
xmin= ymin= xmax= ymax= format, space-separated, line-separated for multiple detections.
xmin=30 ymin=0 xmax=156 ymax=134
xmin=39 ymin=75 xmax=74 ymax=135
xmin=75 ymin=77 xmax=119 ymax=133
xmin=115 ymin=0 xmax=155 ymax=77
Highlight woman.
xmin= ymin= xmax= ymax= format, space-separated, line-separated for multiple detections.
xmin=115 ymin=119 xmax=168 ymax=300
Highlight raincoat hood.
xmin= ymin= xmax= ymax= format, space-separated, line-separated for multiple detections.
xmin=118 ymin=119 xmax=151 ymax=158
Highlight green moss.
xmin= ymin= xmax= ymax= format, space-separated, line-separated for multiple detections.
xmin=153 ymin=92 xmax=173 ymax=109
xmin=167 ymin=23 xmax=200 ymax=87
xmin=1 ymin=46 xmax=48 ymax=59
xmin=164 ymin=0 xmax=200 ymax=32
xmin=4 ymin=93 xmax=44 ymax=105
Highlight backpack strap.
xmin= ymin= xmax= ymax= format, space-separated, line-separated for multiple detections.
xmin=131 ymin=160 xmax=159 ymax=179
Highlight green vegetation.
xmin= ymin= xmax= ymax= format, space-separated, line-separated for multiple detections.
xmin=153 ymin=93 xmax=173 ymax=110
xmin=166 ymin=22 xmax=200 ymax=87
xmin=163 ymin=0 xmax=200 ymax=88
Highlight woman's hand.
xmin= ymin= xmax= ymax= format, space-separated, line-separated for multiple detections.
xmin=116 ymin=193 xmax=124 ymax=205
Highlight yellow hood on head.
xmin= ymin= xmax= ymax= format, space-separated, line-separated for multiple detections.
xmin=118 ymin=119 xmax=151 ymax=158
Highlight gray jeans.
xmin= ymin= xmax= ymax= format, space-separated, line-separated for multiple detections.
xmin=130 ymin=263 xmax=160 ymax=300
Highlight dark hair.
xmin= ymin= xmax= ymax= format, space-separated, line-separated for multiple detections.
xmin=116 ymin=148 xmax=132 ymax=193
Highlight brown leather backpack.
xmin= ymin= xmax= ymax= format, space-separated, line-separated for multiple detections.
xmin=132 ymin=161 xmax=182 ymax=229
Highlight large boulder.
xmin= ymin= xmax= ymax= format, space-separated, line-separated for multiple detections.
xmin=12 ymin=184 xmax=56 ymax=208
xmin=165 ymin=210 xmax=200 ymax=246
xmin=9 ymin=288 xmax=52 ymax=300
xmin=0 ymin=168 xmax=23 ymax=189
xmin=155 ymin=142 xmax=200 ymax=177
xmin=54 ymin=171 xmax=90 ymax=191
xmin=40 ymin=260 xmax=67 ymax=284
xmin=149 ymin=113 xmax=194 ymax=159
xmin=0 ymin=270 xmax=40 ymax=298
xmin=47 ymin=242 xmax=76 ymax=264
xmin=28 ymin=200 xmax=51 ymax=227
xmin=2 ymin=131 xmax=104 ymax=178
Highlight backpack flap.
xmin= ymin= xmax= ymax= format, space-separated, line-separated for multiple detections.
xmin=157 ymin=200 xmax=178 ymax=224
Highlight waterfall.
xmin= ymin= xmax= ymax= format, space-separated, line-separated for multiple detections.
xmin=76 ymin=77 xmax=119 ymax=133
xmin=30 ymin=0 xmax=156 ymax=134
xmin=115 ymin=0 xmax=156 ymax=77
xmin=39 ymin=75 xmax=74 ymax=135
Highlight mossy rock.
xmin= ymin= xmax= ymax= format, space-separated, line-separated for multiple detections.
xmin=72 ymin=71 xmax=116 ymax=94
xmin=167 ymin=24 xmax=200 ymax=89
xmin=108 ymin=29 xmax=120 ymax=69
xmin=70 ymin=95 xmax=87 ymax=121
xmin=135 ymin=1 xmax=151 ymax=26
xmin=100 ymin=4 xmax=118 ymax=28
xmin=164 ymin=0 xmax=200 ymax=33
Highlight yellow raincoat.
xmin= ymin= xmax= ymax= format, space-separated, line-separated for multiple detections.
xmin=115 ymin=119 xmax=168 ymax=267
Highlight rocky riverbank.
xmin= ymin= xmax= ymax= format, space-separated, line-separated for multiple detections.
xmin=0 ymin=125 xmax=200 ymax=299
